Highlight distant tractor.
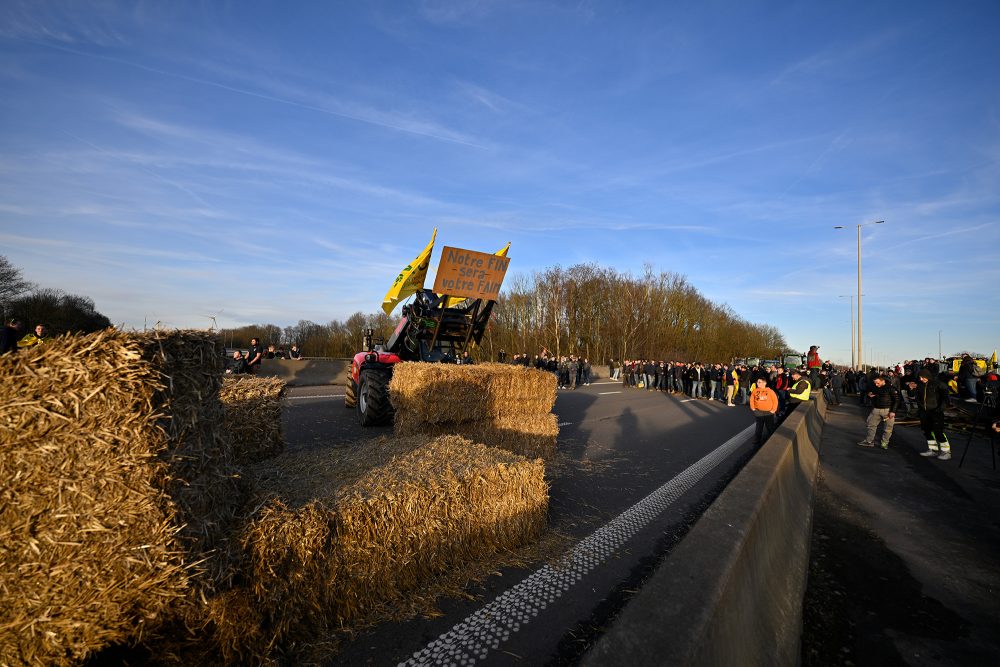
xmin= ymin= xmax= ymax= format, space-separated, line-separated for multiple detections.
xmin=783 ymin=353 xmax=806 ymax=370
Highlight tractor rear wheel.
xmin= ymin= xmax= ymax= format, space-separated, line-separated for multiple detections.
xmin=357 ymin=368 xmax=394 ymax=426
xmin=344 ymin=373 xmax=357 ymax=409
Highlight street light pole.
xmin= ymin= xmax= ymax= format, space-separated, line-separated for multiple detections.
xmin=838 ymin=295 xmax=855 ymax=368
xmin=857 ymin=224 xmax=862 ymax=372
xmin=938 ymin=330 xmax=942 ymax=360
xmin=835 ymin=220 xmax=884 ymax=372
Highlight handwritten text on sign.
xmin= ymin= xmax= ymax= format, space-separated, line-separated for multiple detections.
xmin=432 ymin=246 xmax=511 ymax=301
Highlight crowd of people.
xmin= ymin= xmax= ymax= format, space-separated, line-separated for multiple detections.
xmin=504 ymin=346 xmax=999 ymax=456
xmin=504 ymin=351 xmax=594 ymax=389
xmin=851 ymin=355 xmax=999 ymax=460
xmin=227 ymin=339 xmax=302 ymax=374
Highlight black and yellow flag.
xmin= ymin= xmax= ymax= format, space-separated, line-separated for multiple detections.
xmin=382 ymin=229 xmax=437 ymax=315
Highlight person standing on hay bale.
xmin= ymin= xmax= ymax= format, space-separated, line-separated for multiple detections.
xmin=1 ymin=318 xmax=23 ymax=354
xmin=247 ymin=337 xmax=263 ymax=373
xmin=17 ymin=323 xmax=51 ymax=348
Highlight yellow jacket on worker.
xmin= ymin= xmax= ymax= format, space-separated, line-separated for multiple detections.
xmin=788 ymin=377 xmax=811 ymax=402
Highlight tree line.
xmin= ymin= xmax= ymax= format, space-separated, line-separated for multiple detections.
xmin=1 ymin=256 xmax=112 ymax=335
xmin=483 ymin=264 xmax=789 ymax=363
xmin=220 ymin=263 xmax=791 ymax=363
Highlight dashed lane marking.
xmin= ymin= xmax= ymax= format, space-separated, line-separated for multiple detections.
xmin=557 ymin=422 xmax=572 ymax=427
xmin=598 ymin=391 xmax=622 ymax=395
xmin=399 ymin=423 xmax=755 ymax=667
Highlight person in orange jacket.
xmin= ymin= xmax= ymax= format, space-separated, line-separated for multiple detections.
xmin=749 ymin=377 xmax=779 ymax=447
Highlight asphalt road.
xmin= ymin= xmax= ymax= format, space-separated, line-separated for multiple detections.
xmin=281 ymin=381 xmax=759 ymax=665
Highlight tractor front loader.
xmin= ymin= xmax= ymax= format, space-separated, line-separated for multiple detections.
xmin=346 ymin=289 xmax=495 ymax=426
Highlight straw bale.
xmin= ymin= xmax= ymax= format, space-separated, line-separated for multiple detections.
xmin=0 ymin=330 xmax=186 ymax=666
xmin=219 ymin=376 xmax=286 ymax=464
xmin=132 ymin=330 xmax=247 ymax=588
xmin=203 ymin=435 xmax=548 ymax=664
xmin=0 ymin=329 xmax=247 ymax=666
xmin=395 ymin=412 xmax=559 ymax=459
xmin=389 ymin=362 xmax=556 ymax=424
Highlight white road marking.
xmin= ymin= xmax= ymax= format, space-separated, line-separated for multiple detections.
xmin=598 ymin=391 xmax=622 ymax=395
xmin=680 ymin=399 xmax=697 ymax=403
xmin=558 ymin=421 xmax=572 ymax=427
xmin=285 ymin=394 xmax=344 ymax=400
xmin=401 ymin=424 xmax=756 ymax=666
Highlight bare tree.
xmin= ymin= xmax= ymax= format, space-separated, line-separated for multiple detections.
xmin=0 ymin=255 xmax=35 ymax=320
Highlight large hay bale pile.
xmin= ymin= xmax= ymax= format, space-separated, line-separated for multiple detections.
xmin=390 ymin=362 xmax=559 ymax=458
xmin=204 ymin=434 xmax=548 ymax=664
xmin=0 ymin=329 xmax=245 ymax=666
xmin=219 ymin=375 xmax=286 ymax=464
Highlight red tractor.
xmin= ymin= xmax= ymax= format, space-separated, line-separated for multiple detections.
xmin=345 ymin=289 xmax=495 ymax=426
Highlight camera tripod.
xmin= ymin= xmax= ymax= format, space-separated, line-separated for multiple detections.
xmin=959 ymin=387 xmax=997 ymax=470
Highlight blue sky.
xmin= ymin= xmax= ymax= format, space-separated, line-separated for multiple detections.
xmin=1 ymin=0 xmax=998 ymax=365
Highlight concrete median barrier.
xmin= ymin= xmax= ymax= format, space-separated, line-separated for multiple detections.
xmin=583 ymin=395 xmax=827 ymax=667
xmin=256 ymin=358 xmax=351 ymax=386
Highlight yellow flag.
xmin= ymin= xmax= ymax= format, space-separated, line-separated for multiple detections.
xmin=991 ymin=349 xmax=997 ymax=367
xmin=382 ymin=229 xmax=437 ymax=315
xmin=443 ymin=241 xmax=511 ymax=307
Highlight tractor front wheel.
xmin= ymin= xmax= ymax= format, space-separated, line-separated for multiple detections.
xmin=357 ymin=368 xmax=394 ymax=426
xmin=344 ymin=372 xmax=357 ymax=409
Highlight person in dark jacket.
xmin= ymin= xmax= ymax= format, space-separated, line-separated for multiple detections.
xmin=0 ymin=319 xmax=23 ymax=355
xmin=858 ymin=375 xmax=898 ymax=449
xmin=909 ymin=370 xmax=952 ymax=460
xmin=773 ymin=366 xmax=790 ymax=415
xmin=844 ymin=368 xmax=856 ymax=395
xmin=708 ymin=364 xmax=722 ymax=400
xmin=227 ymin=350 xmax=249 ymax=374
xmin=829 ymin=368 xmax=844 ymax=406
xmin=958 ymin=354 xmax=976 ymax=402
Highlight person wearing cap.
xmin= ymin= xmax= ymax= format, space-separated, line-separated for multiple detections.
xmin=858 ymin=375 xmax=898 ymax=449
xmin=787 ymin=369 xmax=811 ymax=409
xmin=908 ymin=369 xmax=952 ymax=460
xmin=806 ymin=345 xmax=823 ymax=394
xmin=749 ymin=378 xmax=779 ymax=446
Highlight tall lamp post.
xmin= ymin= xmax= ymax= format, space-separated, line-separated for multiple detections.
xmin=838 ymin=295 xmax=858 ymax=368
xmin=834 ymin=220 xmax=884 ymax=372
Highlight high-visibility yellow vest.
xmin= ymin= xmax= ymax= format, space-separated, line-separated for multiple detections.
xmin=789 ymin=378 xmax=811 ymax=401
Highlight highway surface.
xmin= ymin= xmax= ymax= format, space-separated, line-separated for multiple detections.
xmin=282 ymin=380 xmax=758 ymax=665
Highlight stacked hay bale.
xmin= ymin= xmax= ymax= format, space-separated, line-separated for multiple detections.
xmin=390 ymin=362 xmax=559 ymax=459
xmin=132 ymin=331 xmax=246 ymax=589
xmin=0 ymin=329 xmax=244 ymax=666
xmin=203 ymin=434 xmax=548 ymax=664
xmin=219 ymin=375 xmax=286 ymax=464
